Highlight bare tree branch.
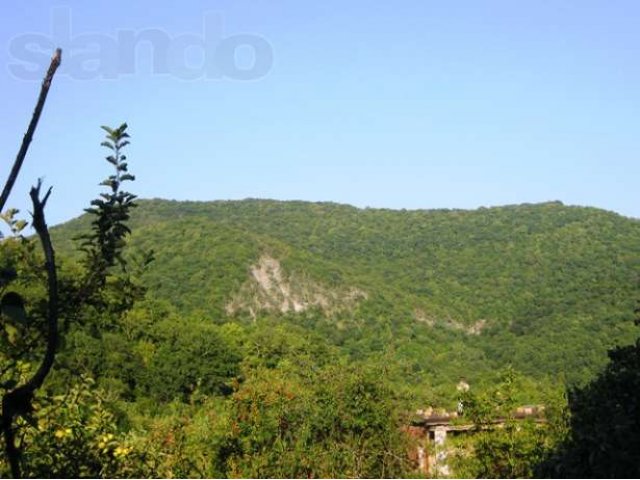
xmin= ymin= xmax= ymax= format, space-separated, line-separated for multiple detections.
xmin=0 ymin=48 xmax=61 ymax=479
xmin=1 ymin=180 xmax=58 ymax=478
xmin=0 ymin=48 xmax=62 ymax=214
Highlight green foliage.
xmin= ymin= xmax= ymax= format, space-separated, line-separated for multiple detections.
xmin=453 ymin=369 xmax=565 ymax=478
xmin=1 ymin=123 xmax=153 ymax=477
xmin=138 ymin=317 xmax=242 ymax=402
xmin=221 ymin=364 xmax=411 ymax=478
xmin=0 ymin=235 xmax=50 ymax=399
xmin=17 ymin=192 xmax=640 ymax=476
xmin=241 ymin=320 xmax=339 ymax=373
xmin=1 ymin=378 xmax=146 ymax=478
xmin=51 ymin=199 xmax=640 ymax=393
xmin=537 ymin=338 xmax=640 ymax=478
xmin=78 ymin=123 xmax=138 ymax=295
xmin=123 ymin=398 xmax=232 ymax=478
xmin=1 ymin=208 xmax=28 ymax=237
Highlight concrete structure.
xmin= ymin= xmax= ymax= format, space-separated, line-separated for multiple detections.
xmin=408 ymin=406 xmax=545 ymax=476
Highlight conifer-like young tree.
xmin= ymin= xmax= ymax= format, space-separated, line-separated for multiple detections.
xmin=78 ymin=124 xmax=138 ymax=303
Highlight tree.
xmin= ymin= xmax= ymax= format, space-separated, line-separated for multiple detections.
xmin=220 ymin=363 xmax=412 ymax=478
xmin=13 ymin=377 xmax=146 ymax=478
xmin=77 ymin=123 xmax=148 ymax=315
xmin=0 ymin=51 xmax=152 ymax=475
xmin=138 ymin=317 xmax=242 ymax=402
xmin=0 ymin=48 xmax=62 ymax=479
xmin=453 ymin=369 xmax=563 ymax=478
xmin=537 ymin=337 xmax=640 ymax=478
xmin=1 ymin=121 xmax=151 ymax=477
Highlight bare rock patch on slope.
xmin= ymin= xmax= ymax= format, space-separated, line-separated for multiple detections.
xmin=226 ymin=255 xmax=367 ymax=319
xmin=414 ymin=309 xmax=487 ymax=335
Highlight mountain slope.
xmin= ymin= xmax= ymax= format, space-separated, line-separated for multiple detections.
xmin=51 ymin=199 xmax=640 ymax=390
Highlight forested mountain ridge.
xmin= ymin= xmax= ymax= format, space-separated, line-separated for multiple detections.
xmin=51 ymin=199 xmax=640 ymax=395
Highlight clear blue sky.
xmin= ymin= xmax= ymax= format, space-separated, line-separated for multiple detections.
xmin=1 ymin=0 xmax=639 ymax=230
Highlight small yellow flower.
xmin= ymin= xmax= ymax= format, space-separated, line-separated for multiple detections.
xmin=113 ymin=445 xmax=132 ymax=458
xmin=54 ymin=429 xmax=65 ymax=439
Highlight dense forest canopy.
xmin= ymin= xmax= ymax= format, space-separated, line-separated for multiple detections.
xmin=3 ymin=180 xmax=640 ymax=477
xmin=52 ymin=198 xmax=640 ymax=393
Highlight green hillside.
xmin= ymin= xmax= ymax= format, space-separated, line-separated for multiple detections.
xmin=51 ymin=199 xmax=640 ymax=394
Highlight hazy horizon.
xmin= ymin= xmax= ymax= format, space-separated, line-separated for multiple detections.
xmin=49 ymin=196 xmax=639 ymax=230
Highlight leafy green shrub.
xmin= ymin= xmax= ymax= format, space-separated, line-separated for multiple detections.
xmin=538 ymin=338 xmax=640 ymax=478
xmin=1 ymin=378 xmax=146 ymax=478
xmin=221 ymin=364 xmax=412 ymax=478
